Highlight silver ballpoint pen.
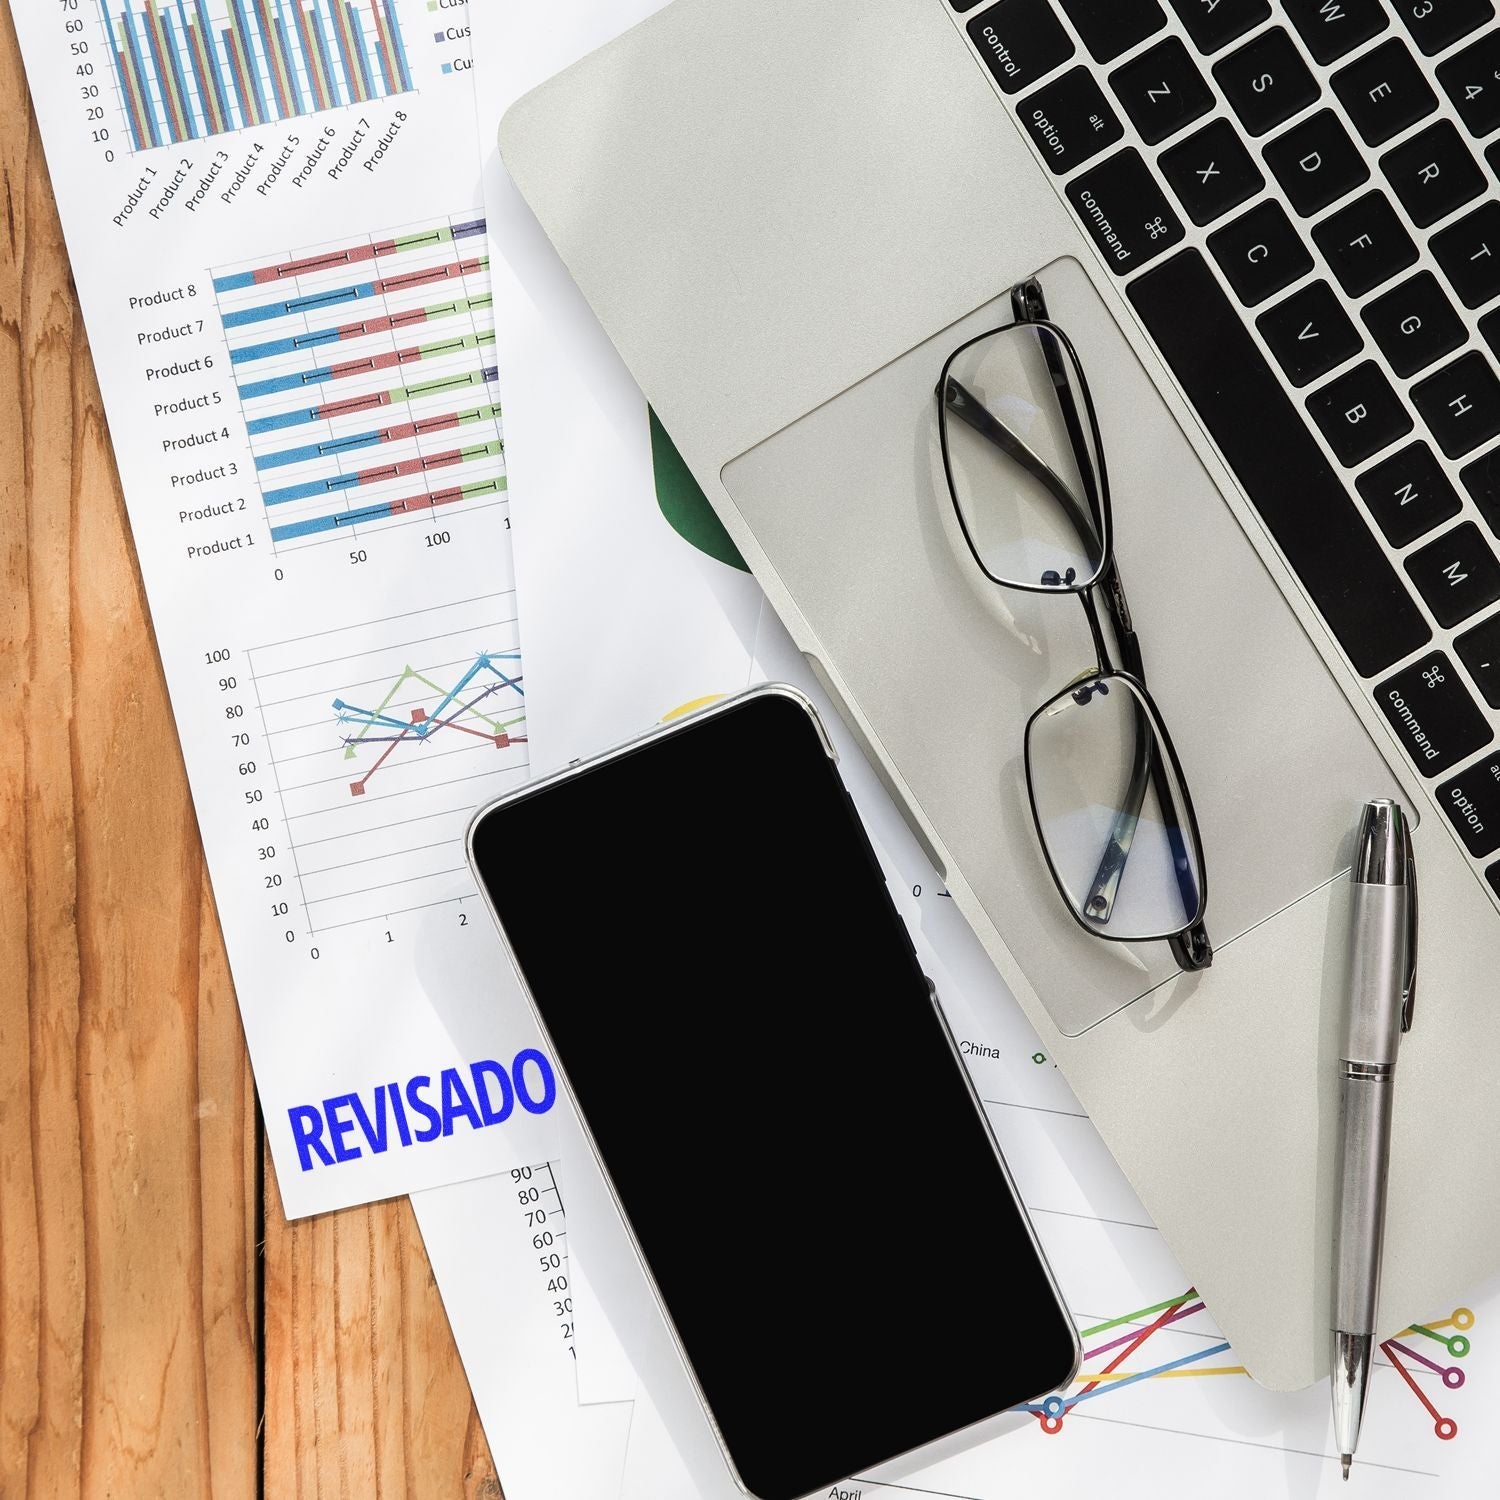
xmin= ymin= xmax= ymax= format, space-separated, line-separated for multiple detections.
xmin=1332 ymin=799 xmax=1418 ymax=1481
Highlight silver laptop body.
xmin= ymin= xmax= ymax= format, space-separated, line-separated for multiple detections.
xmin=498 ymin=0 xmax=1500 ymax=1389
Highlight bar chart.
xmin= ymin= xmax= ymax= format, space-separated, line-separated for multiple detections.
xmin=213 ymin=212 xmax=507 ymax=549
xmin=98 ymin=0 xmax=414 ymax=151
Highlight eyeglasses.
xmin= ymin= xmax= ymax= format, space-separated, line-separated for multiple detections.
xmin=935 ymin=278 xmax=1212 ymax=973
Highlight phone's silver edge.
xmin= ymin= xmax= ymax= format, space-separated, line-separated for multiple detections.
xmin=463 ymin=683 xmax=1079 ymax=1499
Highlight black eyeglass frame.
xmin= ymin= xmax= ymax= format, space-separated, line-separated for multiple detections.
xmin=934 ymin=279 xmax=1213 ymax=973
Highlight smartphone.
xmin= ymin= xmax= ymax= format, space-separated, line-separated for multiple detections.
xmin=467 ymin=686 xmax=1079 ymax=1500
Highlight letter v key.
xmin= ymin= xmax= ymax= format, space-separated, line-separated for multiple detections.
xmin=1255 ymin=281 xmax=1363 ymax=387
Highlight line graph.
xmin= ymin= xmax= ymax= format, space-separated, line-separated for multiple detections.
xmin=213 ymin=214 xmax=506 ymax=550
xmin=247 ymin=593 xmax=527 ymax=933
xmin=338 ymin=650 xmax=525 ymax=795
xmin=1020 ymin=1292 xmax=1472 ymax=1445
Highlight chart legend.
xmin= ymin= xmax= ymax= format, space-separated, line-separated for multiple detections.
xmin=246 ymin=594 xmax=527 ymax=934
xmin=99 ymin=0 xmax=415 ymax=152
xmin=213 ymin=213 xmax=506 ymax=549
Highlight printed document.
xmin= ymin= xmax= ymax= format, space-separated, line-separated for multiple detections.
xmin=9 ymin=1 xmax=562 ymax=1213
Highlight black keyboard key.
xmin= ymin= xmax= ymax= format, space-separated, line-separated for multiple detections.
xmin=1376 ymin=651 xmax=1492 ymax=776
xmin=1463 ymin=447 xmax=1500 ymax=535
xmin=1208 ymin=199 xmax=1314 ymax=304
xmin=1166 ymin=0 xmax=1270 ymax=54
xmin=1214 ymin=28 xmax=1321 ymax=137
xmin=1440 ymin=751 xmax=1500 ymax=856
xmin=1396 ymin=0 xmax=1495 ymax=57
xmin=1361 ymin=271 xmax=1468 ymax=377
xmin=1333 ymin=38 xmax=1440 ymax=145
xmin=1438 ymin=30 xmax=1500 ymax=136
xmin=1484 ymin=308 xmax=1500 ymax=358
xmin=1308 ymin=361 xmax=1414 ymax=464
xmin=1057 ymin=0 xmax=1167 ymax=62
xmin=1457 ymin=612 xmax=1500 ymax=705
xmin=1356 ymin=441 xmax=1463 ymax=545
xmin=1313 ymin=192 xmax=1419 ymax=298
xmin=1283 ymin=0 xmax=1389 ymax=64
xmin=1257 ymin=279 xmax=1363 ymax=385
xmin=1413 ymin=351 xmax=1500 ymax=458
xmin=1160 ymin=118 xmax=1265 ymax=223
xmin=1066 ymin=150 xmax=1186 ymax=273
xmin=1110 ymin=37 xmax=1215 ymax=143
xmin=1019 ymin=68 xmax=1126 ymax=173
xmin=1127 ymin=250 xmax=1431 ymax=675
xmin=1432 ymin=202 xmax=1500 ymax=308
xmin=1406 ymin=522 xmax=1500 ymax=625
xmin=968 ymin=0 xmax=1076 ymax=94
xmin=1382 ymin=121 xmax=1487 ymax=229
xmin=1263 ymin=110 xmax=1369 ymax=216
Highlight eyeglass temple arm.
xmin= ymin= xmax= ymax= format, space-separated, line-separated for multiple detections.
xmin=1082 ymin=703 xmax=1212 ymax=970
xmin=1094 ymin=580 xmax=1213 ymax=970
xmin=1076 ymin=588 xmax=1211 ymax=971
xmin=940 ymin=379 xmax=1102 ymax=555
xmin=1021 ymin=283 xmax=1109 ymax=545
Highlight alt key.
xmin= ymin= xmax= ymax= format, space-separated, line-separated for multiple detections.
xmin=1439 ymin=752 xmax=1500 ymax=859
xmin=1019 ymin=68 xmax=1125 ymax=174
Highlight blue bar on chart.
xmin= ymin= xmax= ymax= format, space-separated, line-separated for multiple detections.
xmin=212 ymin=215 xmax=507 ymax=548
xmin=100 ymin=0 xmax=415 ymax=151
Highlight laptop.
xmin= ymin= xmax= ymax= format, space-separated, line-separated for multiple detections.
xmin=497 ymin=0 xmax=1500 ymax=1388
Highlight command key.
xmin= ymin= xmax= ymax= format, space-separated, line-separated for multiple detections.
xmin=1066 ymin=149 xmax=1185 ymax=275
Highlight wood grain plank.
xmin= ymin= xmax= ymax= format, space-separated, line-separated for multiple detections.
xmin=0 ymin=4 xmax=262 ymax=1492
xmin=0 ymin=10 xmax=505 ymax=1496
xmin=261 ymin=1167 xmax=503 ymax=1499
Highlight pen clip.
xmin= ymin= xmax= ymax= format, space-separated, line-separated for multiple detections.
xmin=1401 ymin=819 xmax=1419 ymax=1034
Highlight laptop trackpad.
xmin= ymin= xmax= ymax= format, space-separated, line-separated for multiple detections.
xmin=721 ymin=255 xmax=1406 ymax=1035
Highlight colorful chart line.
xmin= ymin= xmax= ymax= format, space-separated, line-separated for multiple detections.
xmin=215 ymin=222 xmax=487 ymax=296
xmin=335 ymin=651 xmax=526 ymax=796
xmin=246 ymin=363 xmax=498 ymax=438
xmin=237 ymin=328 xmax=496 ymax=401
xmin=252 ymin=401 xmax=503 ymax=473
xmin=263 ymin=437 xmax=503 ymax=506
xmin=101 ymin=0 xmax=413 ymax=153
xmin=269 ymin=474 xmax=506 ymax=541
xmin=230 ymin=292 xmax=493 ymax=365
xmin=1019 ymin=1294 xmax=1474 ymax=1444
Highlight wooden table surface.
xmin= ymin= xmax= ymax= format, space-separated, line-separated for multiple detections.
xmin=0 ymin=4 xmax=502 ymax=1493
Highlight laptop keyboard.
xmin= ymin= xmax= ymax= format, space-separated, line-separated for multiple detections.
xmin=952 ymin=0 xmax=1500 ymax=894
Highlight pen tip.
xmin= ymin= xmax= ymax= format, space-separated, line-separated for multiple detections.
xmin=1342 ymin=1455 xmax=1352 ymax=1481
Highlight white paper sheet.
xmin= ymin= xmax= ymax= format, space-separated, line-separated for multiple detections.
xmin=413 ymin=1134 xmax=635 ymax=1499
xmin=8 ymin=1 xmax=573 ymax=1213
xmin=571 ymin=1221 xmax=640 ymax=1407
xmin=415 ymin=4 xmax=1500 ymax=1495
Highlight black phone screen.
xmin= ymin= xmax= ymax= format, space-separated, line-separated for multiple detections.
xmin=469 ymin=690 xmax=1078 ymax=1500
